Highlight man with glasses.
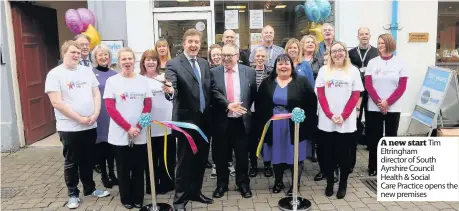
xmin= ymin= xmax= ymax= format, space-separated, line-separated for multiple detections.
xmin=249 ymin=25 xmax=283 ymax=69
xmin=318 ymin=23 xmax=335 ymax=58
xmin=57 ymin=34 xmax=92 ymax=67
xmin=210 ymin=43 xmax=256 ymax=199
xmin=221 ymin=30 xmax=250 ymax=66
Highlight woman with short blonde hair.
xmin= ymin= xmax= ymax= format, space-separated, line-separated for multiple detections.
xmin=315 ymin=41 xmax=364 ymax=199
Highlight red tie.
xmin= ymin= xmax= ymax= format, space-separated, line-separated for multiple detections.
xmin=226 ymin=68 xmax=234 ymax=102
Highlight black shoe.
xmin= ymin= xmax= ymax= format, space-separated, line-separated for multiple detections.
xmin=249 ymin=166 xmax=258 ymax=177
xmin=264 ymin=166 xmax=273 ymax=177
xmin=212 ymin=187 xmax=228 ymax=198
xmin=123 ymin=204 xmax=133 ymax=209
xmin=109 ymin=175 xmax=118 ymax=186
xmin=190 ymin=193 xmax=214 ymax=204
xmin=133 ymin=203 xmax=142 ymax=208
xmin=94 ymin=164 xmax=101 ymax=173
xmin=349 ymin=168 xmax=354 ymax=174
xmin=205 ymin=160 xmax=213 ymax=169
xmin=310 ymin=156 xmax=317 ymax=163
xmin=101 ymin=177 xmax=112 ymax=188
xmin=239 ymin=186 xmax=252 ymax=198
xmin=314 ymin=172 xmax=324 ymax=181
xmin=287 ymin=185 xmax=300 ymax=196
xmin=325 ymin=183 xmax=334 ymax=197
xmin=369 ymin=170 xmax=377 ymax=176
xmin=272 ymin=181 xmax=284 ymax=193
xmin=336 ymin=183 xmax=347 ymax=199
xmin=334 ymin=169 xmax=340 ymax=183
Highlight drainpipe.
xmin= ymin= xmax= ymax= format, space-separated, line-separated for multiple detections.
xmin=391 ymin=0 xmax=399 ymax=55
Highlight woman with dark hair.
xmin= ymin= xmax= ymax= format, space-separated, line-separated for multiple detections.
xmin=139 ymin=49 xmax=176 ymax=195
xmin=255 ymin=54 xmax=318 ymax=195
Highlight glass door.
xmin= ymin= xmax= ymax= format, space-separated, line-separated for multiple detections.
xmin=154 ymin=12 xmax=213 ymax=59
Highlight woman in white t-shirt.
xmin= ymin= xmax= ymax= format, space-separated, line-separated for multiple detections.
xmin=139 ymin=49 xmax=175 ymax=195
xmin=315 ymin=42 xmax=364 ymax=199
xmin=103 ymin=47 xmax=153 ymax=209
xmin=365 ymin=34 xmax=408 ymax=177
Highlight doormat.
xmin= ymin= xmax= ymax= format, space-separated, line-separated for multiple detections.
xmin=1 ymin=187 xmax=24 ymax=199
xmin=361 ymin=178 xmax=377 ymax=194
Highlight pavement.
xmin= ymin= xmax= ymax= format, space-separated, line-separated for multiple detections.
xmin=2 ymin=145 xmax=459 ymax=211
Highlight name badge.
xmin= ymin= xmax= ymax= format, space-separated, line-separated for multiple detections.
xmin=359 ymin=67 xmax=366 ymax=73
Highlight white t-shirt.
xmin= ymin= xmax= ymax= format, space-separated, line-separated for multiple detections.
xmin=103 ymin=74 xmax=153 ymax=146
xmin=365 ymin=56 xmax=408 ymax=112
xmin=147 ymin=74 xmax=173 ymax=137
xmin=315 ymin=65 xmax=364 ymax=133
xmin=44 ymin=65 xmax=99 ymax=132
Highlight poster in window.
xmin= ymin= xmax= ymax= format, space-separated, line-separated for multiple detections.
xmin=225 ymin=10 xmax=239 ymax=29
xmin=249 ymin=10 xmax=263 ymax=29
xmin=101 ymin=40 xmax=124 ymax=65
xmin=250 ymin=33 xmax=263 ymax=51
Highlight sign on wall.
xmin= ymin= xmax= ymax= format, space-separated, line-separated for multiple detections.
xmin=101 ymin=40 xmax=124 ymax=64
xmin=225 ymin=10 xmax=239 ymax=29
xmin=249 ymin=10 xmax=263 ymax=29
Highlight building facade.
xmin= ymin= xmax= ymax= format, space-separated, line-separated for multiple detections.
xmin=1 ymin=0 xmax=457 ymax=151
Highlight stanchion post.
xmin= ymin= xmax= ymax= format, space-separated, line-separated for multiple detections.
xmin=146 ymin=126 xmax=158 ymax=211
xmin=292 ymin=123 xmax=300 ymax=208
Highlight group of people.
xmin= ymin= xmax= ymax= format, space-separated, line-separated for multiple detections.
xmin=46 ymin=22 xmax=408 ymax=210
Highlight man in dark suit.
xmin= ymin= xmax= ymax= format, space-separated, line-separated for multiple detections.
xmin=162 ymin=28 xmax=214 ymax=211
xmin=210 ymin=43 xmax=257 ymax=199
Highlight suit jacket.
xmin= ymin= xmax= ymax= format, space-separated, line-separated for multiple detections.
xmin=255 ymin=76 xmax=318 ymax=145
xmin=165 ymin=53 xmax=213 ymax=133
xmin=211 ymin=64 xmax=257 ymax=134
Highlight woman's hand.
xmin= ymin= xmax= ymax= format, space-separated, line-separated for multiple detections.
xmin=128 ymin=126 xmax=140 ymax=139
xmin=377 ymin=99 xmax=388 ymax=115
xmin=332 ymin=115 xmax=344 ymax=125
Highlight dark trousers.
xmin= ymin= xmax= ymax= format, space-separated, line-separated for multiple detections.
xmin=96 ymin=142 xmax=116 ymax=178
xmin=319 ymin=130 xmax=354 ymax=184
xmin=314 ymin=139 xmax=324 ymax=173
xmin=145 ymin=135 xmax=176 ymax=193
xmin=113 ymin=144 xmax=147 ymax=205
xmin=248 ymin=112 xmax=271 ymax=168
xmin=273 ymin=162 xmax=303 ymax=185
xmin=174 ymin=121 xmax=210 ymax=209
xmin=214 ymin=118 xmax=250 ymax=188
xmin=59 ymin=128 xmax=97 ymax=197
xmin=366 ymin=111 xmax=400 ymax=171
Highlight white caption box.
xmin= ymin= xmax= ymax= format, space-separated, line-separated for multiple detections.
xmin=377 ymin=137 xmax=459 ymax=201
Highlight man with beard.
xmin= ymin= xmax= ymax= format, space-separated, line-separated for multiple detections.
xmin=249 ymin=25 xmax=284 ymax=69
xmin=221 ymin=30 xmax=250 ymax=66
xmin=163 ymin=28 xmax=214 ymax=211
xmin=210 ymin=43 xmax=256 ymax=199
xmin=348 ymin=27 xmax=378 ymax=172
xmin=318 ymin=23 xmax=335 ymax=58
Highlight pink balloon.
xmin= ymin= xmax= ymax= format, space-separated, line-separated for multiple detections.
xmin=65 ymin=9 xmax=84 ymax=34
xmin=77 ymin=8 xmax=95 ymax=31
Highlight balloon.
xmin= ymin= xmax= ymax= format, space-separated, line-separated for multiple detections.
xmin=316 ymin=0 xmax=331 ymax=22
xmin=305 ymin=0 xmax=321 ymax=23
xmin=65 ymin=9 xmax=84 ymax=34
xmin=295 ymin=5 xmax=305 ymax=13
xmin=82 ymin=24 xmax=101 ymax=50
xmin=77 ymin=8 xmax=95 ymax=31
xmin=309 ymin=23 xmax=324 ymax=43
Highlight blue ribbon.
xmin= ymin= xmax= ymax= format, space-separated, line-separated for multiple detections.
xmin=291 ymin=107 xmax=306 ymax=123
xmin=161 ymin=121 xmax=209 ymax=143
xmin=139 ymin=113 xmax=152 ymax=128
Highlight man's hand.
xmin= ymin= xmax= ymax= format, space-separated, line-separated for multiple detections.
xmin=228 ymin=102 xmax=247 ymax=115
xmin=162 ymin=80 xmax=174 ymax=94
xmin=78 ymin=116 xmax=91 ymax=125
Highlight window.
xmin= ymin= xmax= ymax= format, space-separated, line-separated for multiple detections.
xmin=437 ymin=2 xmax=459 ymax=70
xmin=214 ymin=1 xmax=335 ymax=51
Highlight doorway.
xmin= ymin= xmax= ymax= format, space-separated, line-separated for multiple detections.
xmin=153 ymin=12 xmax=213 ymax=59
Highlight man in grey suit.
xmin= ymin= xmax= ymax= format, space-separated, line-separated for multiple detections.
xmin=210 ymin=43 xmax=257 ymax=199
xmin=163 ymin=29 xmax=214 ymax=211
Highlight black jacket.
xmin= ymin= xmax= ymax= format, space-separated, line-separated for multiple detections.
xmin=255 ymin=76 xmax=318 ymax=145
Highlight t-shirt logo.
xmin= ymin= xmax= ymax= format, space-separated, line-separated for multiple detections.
xmin=326 ymin=79 xmax=349 ymax=88
xmin=374 ymin=69 xmax=382 ymax=76
xmin=120 ymin=92 xmax=128 ymax=101
xmin=327 ymin=80 xmax=334 ymax=88
xmin=66 ymin=81 xmax=87 ymax=90
xmin=118 ymin=92 xmax=146 ymax=101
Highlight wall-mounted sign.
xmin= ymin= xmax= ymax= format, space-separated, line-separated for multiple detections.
xmin=409 ymin=33 xmax=429 ymax=42
xmin=196 ymin=21 xmax=206 ymax=32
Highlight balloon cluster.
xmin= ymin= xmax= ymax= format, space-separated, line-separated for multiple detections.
xmin=65 ymin=8 xmax=101 ymax=49
xmin=295 ymin=0 xmax=331 ymax=23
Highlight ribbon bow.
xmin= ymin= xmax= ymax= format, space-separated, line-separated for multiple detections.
xmin=291 ymin=107 xmax=305 ymax=123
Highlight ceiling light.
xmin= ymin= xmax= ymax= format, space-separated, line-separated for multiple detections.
xmin=226 ymin=5 xmax=246 ymax=9
xmin=264 ymin=9 xmax=272 ymax=12
xmin=275 ymin=5 xmax=287 ymax=9
xmin=239 ymin=10 xmax=245 ymax=13
xmin=177 ymin=0 xmax=189 ymax=2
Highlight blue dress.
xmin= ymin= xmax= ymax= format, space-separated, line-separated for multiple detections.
xmin=263 ymin=82 xmax=311 ymax=164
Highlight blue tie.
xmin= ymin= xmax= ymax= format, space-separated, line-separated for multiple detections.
xmin=191 ymin=59 xmax=205 ymax=112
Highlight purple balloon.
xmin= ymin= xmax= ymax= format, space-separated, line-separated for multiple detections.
xmin=77 ymin=8 xmax=95 ymax=31
xmin=65 ymin=9 xmax=84 ymax=34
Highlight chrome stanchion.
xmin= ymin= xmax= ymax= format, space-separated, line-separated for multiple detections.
xmin=278 ymin=108 xmax=311 ymax=211
xmin=140 ymin=126 xmax=173 ymax=211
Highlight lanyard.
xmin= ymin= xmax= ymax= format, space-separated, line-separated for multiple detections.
xmin=357 ymin=46 xmax=371 ymax=68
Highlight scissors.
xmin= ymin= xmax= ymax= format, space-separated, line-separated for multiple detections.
xmin=153 ymin=78 xmax=172 ymax=87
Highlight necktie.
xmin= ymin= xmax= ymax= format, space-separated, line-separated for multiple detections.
xmin=226 ymin=68 xmax=234 ymax=102
xmin=191 ymin=59 xmax=205 ymax=112
xmin=80 ymin=60 xmax=89 ymax=67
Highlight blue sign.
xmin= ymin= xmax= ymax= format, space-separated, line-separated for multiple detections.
xmin=411 ymin=67 xmax=451 ymax=127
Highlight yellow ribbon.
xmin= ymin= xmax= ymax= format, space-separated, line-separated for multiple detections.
xmin=152 ymin=122 xmax=173 ymax=179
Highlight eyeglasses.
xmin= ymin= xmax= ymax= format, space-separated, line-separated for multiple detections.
xmin=221 ymin=54 xmax=238 ymax=58
xmin=331 ymin=49 xmax=345 ymax=54
xmin=79 ymin=43 xmax=90 ymax=47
